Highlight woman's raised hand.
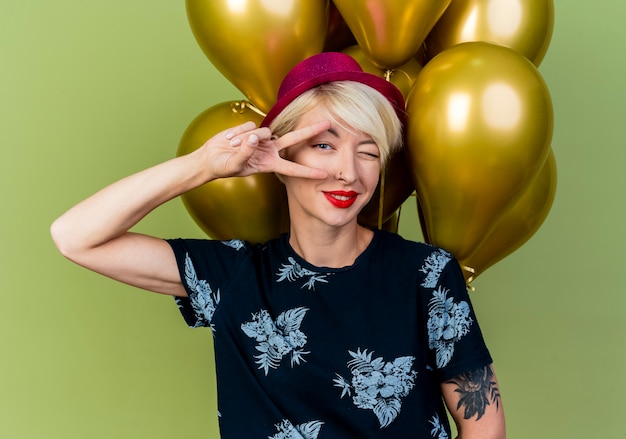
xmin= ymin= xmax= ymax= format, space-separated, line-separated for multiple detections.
xmin=200 ymin=120 xmax=331 ymax=181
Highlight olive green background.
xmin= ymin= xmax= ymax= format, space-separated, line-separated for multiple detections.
xmin=1 ymin=1 xmax=623 ymax=437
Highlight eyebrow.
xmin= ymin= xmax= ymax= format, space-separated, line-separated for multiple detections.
xmin=326 ymin=127 xmax=377 ymax=145
xmin=327 ymin=127 xmax=340 ymax=137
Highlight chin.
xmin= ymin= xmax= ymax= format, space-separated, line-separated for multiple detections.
xmin=321 ymin=212 xmax=361 ymax=229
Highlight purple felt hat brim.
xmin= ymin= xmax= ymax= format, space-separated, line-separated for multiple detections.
xmin=261 ymin=52 xmax=406 ymax=128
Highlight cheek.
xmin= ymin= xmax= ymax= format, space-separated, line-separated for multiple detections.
xmin=285 ymin=146 xmax=315 ymax=166
xmin=283 ymin=178 xmax=319 ymax=205
xmin=292 ymin=151 xmax=332 ymax=172
xmin=361 ymin=163 xmax=381 ymax=189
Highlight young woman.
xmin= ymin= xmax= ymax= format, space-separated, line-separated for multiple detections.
xmin=51 ymin=52 xmax=505 ymax=438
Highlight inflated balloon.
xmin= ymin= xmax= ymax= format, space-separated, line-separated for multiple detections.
xmin=333 ymin=0 xmax=452 ymax=68
xmin=406 ymin=42 xmax=553 ymax=261
xmin=342 ymin=45 xmax=422 ymax=98
xmin=425 ymin=0 xmax=554 ymax=66
xmin=358 ymin=149 xmax=415 ymax=229
xmin=339 ymin=45 xmax=419 ymax=228
xmin=461 ymin=149 xmax=557 ymax=282
xmin=177 ymin=101 xmax=289 ymax=243
xmin=186 ymin=0 xmax=329 ymax=113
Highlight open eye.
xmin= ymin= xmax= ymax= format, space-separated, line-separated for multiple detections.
xmin=314 ymin=143 xmax=333 ymax=150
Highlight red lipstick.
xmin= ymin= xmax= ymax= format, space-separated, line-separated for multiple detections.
xmin=324 ymin=191 xmax=358 ymax=208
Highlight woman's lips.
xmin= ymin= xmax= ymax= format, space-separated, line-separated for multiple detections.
xmin=324 ymin=191 xmax=358 ymax=208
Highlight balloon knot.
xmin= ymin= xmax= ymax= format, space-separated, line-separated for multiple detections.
xmin=230 ymin=101 xmax=266 ymax=118
xmin=461 ymin=265 xmax=476 ymax=291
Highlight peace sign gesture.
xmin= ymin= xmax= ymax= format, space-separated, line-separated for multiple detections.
xmin=200 ymin=120 xmax=331 ymax=181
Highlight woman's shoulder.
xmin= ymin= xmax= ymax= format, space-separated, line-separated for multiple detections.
xmin=374 ymin=230 xmax=460 ymax=274
xmin=166 ymin=237 xmax=266 ymax=274
xmin=168 ymin=237 xmax=252 ymax=254
xmin=375 ymin=229 xmax=448 ymax=256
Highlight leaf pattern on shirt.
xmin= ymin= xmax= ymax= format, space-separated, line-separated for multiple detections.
xmin=222 ymin=239 xmax=245 ymax=251
xmin=180 ymin=253 xmax=220 ymax=330
xmin=276 ymin=257 xmax=329 ymax=290
xmin=420 ymin=248 xmax=451 ymax=288
xmin=427 ymin=286 xmax=473 ymax=368
xmin=333 ymin=349 xmax=417 ymax=428
xmin=268 ymin=419 xmax=324 ymax=439
xmin=241 ymin=307 xmax=310 ymax=375
xmin=429 ymin=414 xmax=450 ymax=439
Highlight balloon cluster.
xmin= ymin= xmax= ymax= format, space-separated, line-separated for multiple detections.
xmin=177 ymin=0 xmax=556 ymax=284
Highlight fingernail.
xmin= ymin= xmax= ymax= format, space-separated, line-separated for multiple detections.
xmin=248 ymin=134 xmax=258 ymax=145
xmin=225 ymin=130 xmax=235 ymax=140
xmin=230 ymin=138 xmax=242 ymax=146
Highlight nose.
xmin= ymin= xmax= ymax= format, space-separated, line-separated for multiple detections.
xmin=334 ymin=149 xmax=358 ymax=184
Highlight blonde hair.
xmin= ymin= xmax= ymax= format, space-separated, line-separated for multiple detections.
xmin=269 ymin=81 xmax=403 ymax=166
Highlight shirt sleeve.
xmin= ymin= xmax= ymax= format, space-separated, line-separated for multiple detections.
xmin=424 ymin=253 xmax=493 ymax=381
xmin=167 ymin=238 xmax=250 ymax=328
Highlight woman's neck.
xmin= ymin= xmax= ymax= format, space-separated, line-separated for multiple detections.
xmin=288 ymin=222 xmax=374 ymax=268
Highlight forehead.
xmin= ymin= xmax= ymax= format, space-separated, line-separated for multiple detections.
xmin=295 ymin=105 xmax=365 ymax=137
xmin=294 ymin=104 xmax=332 ymax=127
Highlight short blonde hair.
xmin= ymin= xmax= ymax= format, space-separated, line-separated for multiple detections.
xmin=269 ymin=81 xmax=403 ymax=166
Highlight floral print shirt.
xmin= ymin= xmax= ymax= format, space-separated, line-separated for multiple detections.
xmin=168 ymin=230 xmax=492 ymax=438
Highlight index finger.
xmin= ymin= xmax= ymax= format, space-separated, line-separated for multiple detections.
xmin=273 ymin=119 xmax=331 ymax=152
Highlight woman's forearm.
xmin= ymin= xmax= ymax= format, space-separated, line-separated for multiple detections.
xmin=51 ymin=119 xmax=329 ymax=260
xmin=51 ymin=148 xmax=209 ymax=257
